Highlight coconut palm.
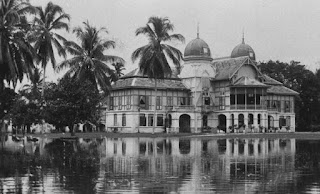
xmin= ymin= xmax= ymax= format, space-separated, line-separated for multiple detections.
xmin=31 ymin=2 xmax=70 ymax=98
xmin=0 ymin=0 xmax=36 ymax=90
xmin=21 ymin=66 xmax=42 ymax=98
xmin=58 ymin=21 xmax=125 ymax=94
xmin=132 ymin=16 xmax=184 ymax=133
xmin=112 ymin=62 xmax=125 ymax=81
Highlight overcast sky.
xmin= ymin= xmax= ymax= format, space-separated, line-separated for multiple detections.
xmin=29 ymin=0 xmax=320 ymax=83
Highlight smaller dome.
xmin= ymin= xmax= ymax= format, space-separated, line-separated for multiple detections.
xmin=184 ymin=37 xmax=212 ymax=61
xmin=231 ymin=38 xmax=256 ymax=60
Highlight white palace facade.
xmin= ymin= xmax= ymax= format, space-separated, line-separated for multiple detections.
xmin=105 ymin=34 xmax=298 ymax=133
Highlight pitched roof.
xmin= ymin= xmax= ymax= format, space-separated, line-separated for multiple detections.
xmin=232 ymin=76 xmax=268 ymax=87
xmin=112 ymin=69 xmax=188 ymax=91
xmin=263 ymin=74 xmax=282 ymax=85
xmin=267 ymin=85 xmax=299 ymax=96
xmin=120 ymin=68 xmax=180 ymax=79
xmin=212 ymin=56 xmax=250 ymax=80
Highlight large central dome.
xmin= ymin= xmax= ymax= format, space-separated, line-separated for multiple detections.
xmin=231 ymin=38 xmax=256 ymax=60
xmin=184 ymin=37 xmax=212 ymax=61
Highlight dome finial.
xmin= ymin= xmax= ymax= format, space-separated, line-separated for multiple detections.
xmin=197 ymin=22 xmax=199 ymax=38
xmin=242 ymin=28 xmax=245 ymax=44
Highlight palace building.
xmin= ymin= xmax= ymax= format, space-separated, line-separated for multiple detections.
xmin=105 ymin=33 xmax=298 ymax=133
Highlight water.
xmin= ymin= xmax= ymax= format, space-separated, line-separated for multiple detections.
xmin=0 ymin=135 xmax=319 ymax=193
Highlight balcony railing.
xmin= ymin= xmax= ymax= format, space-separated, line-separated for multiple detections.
xmin=165 ymin=105 xmax=195 ymax=111
xmin=230 ymin=104 xmax=267 ymax=110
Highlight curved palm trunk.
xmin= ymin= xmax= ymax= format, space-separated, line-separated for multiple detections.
xmin=153 ymin=79 xmax=157 ymax=134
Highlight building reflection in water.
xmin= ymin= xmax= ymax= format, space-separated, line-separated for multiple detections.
xmin=0 ymin=135 xmax=296 ymax=193
xmin=97 ymin=137 xmax=296 ymax=193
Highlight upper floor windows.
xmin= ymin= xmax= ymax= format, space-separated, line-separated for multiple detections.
xmin=178 ymin=97 xmax=191 ymax=106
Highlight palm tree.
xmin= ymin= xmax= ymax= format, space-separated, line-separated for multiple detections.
xmin=132 ymin=16 xmax=184 ymax=133
xmin=21 ymin=66 xmax=42 ymax=99
xmin=0 ymin=0 xmax=36 ymax=90
xmin=31 ymin=2 xmax=70 ymax=98
xmin=58 ymin=21 xmax=125 ymax=94
xmin=112 ymin=62 xmax=125 ymax=81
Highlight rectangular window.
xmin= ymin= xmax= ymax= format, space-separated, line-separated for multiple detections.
xmin=167 ymin=96 xmax=173 ymax=106
xmin=247 ymin=89 xmax=255 ymax=105
xmin=204 ymin=97 xmax=210 ymax=105
xmin=139 ymin=113 xmax=146 ymax=126
xmin=118 ymin=96 xmax=122 ymax=110
xmin=139 ymin=95 xmax=146 ymax=109
xmin=230 ymin=94 xmax=235 ymax=105
xmin=157 ymin=114 xmax=164 ymax=126
xmin=286 ymin=116 xmax=291 ymax=126
xmin=148 ymin=96 xmax=152 ymax=110
xmin=110 ymin=97 xmax=114 ymax=110
xmin=179 ymin=97 xmax=190 ymax=105
xmin=219 ymin=97 xmax=225 ymax=110
xmin=156 ymin=96 xmax=162 ymax=110
xmin=114 ymin=114 xmax=117 ymax=126
xmin=148 ymin=114 xmax=154 ymax=126
xmin=126 ymin=96 xmax=131 ymax=109
xmin=122 ymin=113 xmax=126 ymax=126
xmin=279 ymin=116 xmax=286 ymax=127
xmin=285 ymin=101 xmax=291 ymax=112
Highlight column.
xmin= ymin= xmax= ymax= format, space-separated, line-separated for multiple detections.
xmin=172 ymin=114 xmax=179 ymax=133
xmin=254 ymin=139 xmax=259 ymax=157
xmin=234 ymin=113 xmax=238 ymax=133
xmin=244 ymin=139 xmax=249 ymax=156
xmin=274 ymin=114 xmax=280 ymax=130
xmin=234 ymin=140 xmax=239 ymax=157
xmin=226 ymin=113 xmax=231 ymax=133
xmin=244 ymin=113 xmax=249 ymax=133
xmin=291 ymin=115 xmax=295 ymax=132
xmin=253 ymin=113 xmax=258 ymax=132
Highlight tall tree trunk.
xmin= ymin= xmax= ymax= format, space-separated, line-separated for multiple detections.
xmin=153 ymin=79 xmax=157 ymax=134
xmin=41 ymin=64 xmax=46 ymax=99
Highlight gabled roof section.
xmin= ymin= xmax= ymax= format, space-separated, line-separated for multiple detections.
xmin=267 ymin=85 xmax=299 ymax=96
xmin=212 ymin=56 xmax=262 ymax=81
xmin=232 ymin=76 xmax=268 ymax=87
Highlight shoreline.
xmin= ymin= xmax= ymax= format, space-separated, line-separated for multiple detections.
xmin=5 ymin=132 xmax=320 ymax=140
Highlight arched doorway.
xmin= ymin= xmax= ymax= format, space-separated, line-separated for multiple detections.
xmin=248 ymin=114 xmax=253 ymax=127
xmin=218 ymin=114 xmax=226 ymax=132
xmin=268 ymin=115 xmax=274 ymax=129
xmin=179 ymin=114 xmax=191 ymax=133
xmin=98 ymin=123 xmax=105 ymax=132
xmin=238 ymin=114 xmax=244 ymax=127
xmin=203 ymin=115 xmax=208 ymax=127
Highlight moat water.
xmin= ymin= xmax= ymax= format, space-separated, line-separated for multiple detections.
xmin=0 ymin=135 xmax=319 ymax=193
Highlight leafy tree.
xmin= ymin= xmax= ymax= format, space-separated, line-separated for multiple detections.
xmin=44 ymin=77 xmax=103 ymax=132
xmin=31 ymin=1 xmax=70 ymax=98
xmin=131 ymin=16 xmax=184 ymax=133
xmin=259 ymin=60 xmax=320 ymax=131
xmin=58 ymin=21 xmax=124 ymax=95
xmin=0 ymin=88 xmax=16 ymax=120
xmin=0 ymin=0 xmax=36 ymax=90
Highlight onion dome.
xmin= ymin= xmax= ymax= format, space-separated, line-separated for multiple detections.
xmin=184 ymin=33 xmax=212 ymax=61
xmin=231 ymin=36 xmax=256 ymax=60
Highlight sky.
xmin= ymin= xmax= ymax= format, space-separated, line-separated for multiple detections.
xmin=28 ymin=0 xmax=320 ymax=84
